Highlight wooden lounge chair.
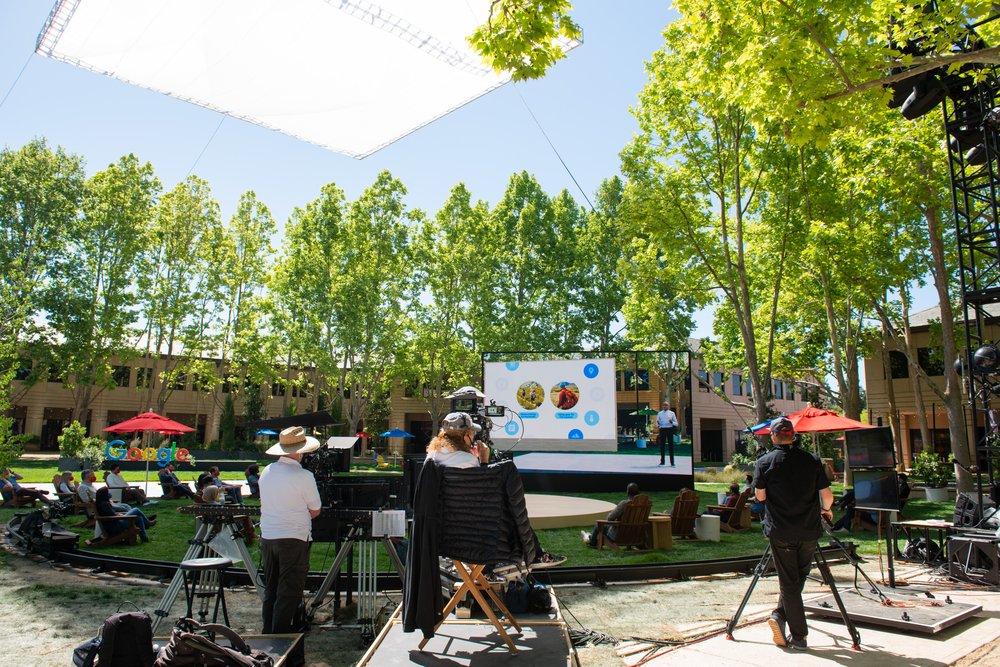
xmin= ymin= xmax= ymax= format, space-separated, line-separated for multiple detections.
xmin=86 ymin=514 xmax=140 ymax=547
xmin=595 ymin=494 xmax=653 ymax=551
xmin=657 ymin=489 xmax=699 ymax=539
xmin=707 ymin=488 xmax=753 ymax=533
xmin=74 ymin=501 xmax=97 ymax=529
xmin=53 ymin=483 xmax=86 ymax=515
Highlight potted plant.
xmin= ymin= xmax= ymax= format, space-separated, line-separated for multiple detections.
xmin=912 ymin=449 xmax=953 ymax=502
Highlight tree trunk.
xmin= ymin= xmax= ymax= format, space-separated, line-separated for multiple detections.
xmin=925 ymin=204 xmax=972 ymax=491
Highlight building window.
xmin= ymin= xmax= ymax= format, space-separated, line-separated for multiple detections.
xmin=272 ymin=382 xmax=286 ymax=397
xmin=624 ymin=369 xmax=649 ymax=391
xmin=713 ymin=372 xmax=724 ymax=391
xmin=786 ymin=381 xmax=795 ymax=401
xmin=888 ymin=351 xmax=909 ymax=379
xmin=918 ymin=347 xmax=944 ymax=376
xmin=136 ymin=367 xmax=153 ymax=388
xmin=48 ymin=364 xmax=63 ymax=383
xmin=732 ymin=373 xmax=743 ymax=396
xmin=171 ymin=373 xmax=187 ymax=391
xmin=697 ymin=370 xmax=710 ymax=392
xmin=773 ymin=379 xmax=784 ymax=400
xmin=112 ymin=365 xmax=130 ymax=388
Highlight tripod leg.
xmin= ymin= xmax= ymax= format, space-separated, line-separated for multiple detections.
xmin=382 ymin=537 xmax=405 ymax=579
xmin=150 ymin=519 xmax=213 ymax=635
xmin=813 ymin=548 xmax=861 ymax=650
xmin=726 ymin=544 xmax=772 ymax=639
xmin=306 ymin=527 xmax=359 ymax=621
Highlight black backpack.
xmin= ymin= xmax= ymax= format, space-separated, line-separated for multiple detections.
xmin=74 ymin=610 xmax=155 ymax=667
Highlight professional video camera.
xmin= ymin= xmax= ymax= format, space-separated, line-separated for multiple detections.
xmin=446 ymin=385 xmax=510 ymax=447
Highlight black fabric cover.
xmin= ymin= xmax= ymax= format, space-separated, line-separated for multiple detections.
xmin=402 ymin=460 xmax=541 ymax=638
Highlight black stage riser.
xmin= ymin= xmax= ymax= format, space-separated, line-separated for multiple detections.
xmin=948 ymin=535 xmax=1000 ymax=585
xmin=520 ymin=471 xmax=694 ymax=493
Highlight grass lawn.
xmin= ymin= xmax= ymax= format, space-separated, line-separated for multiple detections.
xmin=0 ymin=483 xmax=958 ymax=572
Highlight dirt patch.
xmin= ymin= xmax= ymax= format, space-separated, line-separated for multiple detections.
xmin=3 ymin=541 xmax=999 ymax=666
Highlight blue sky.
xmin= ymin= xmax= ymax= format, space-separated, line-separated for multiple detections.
xmin=0 ymin=1 xmax=936 ymax=344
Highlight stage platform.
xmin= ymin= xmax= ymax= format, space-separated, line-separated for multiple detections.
xmin=525 ymin=493 xmax=616 ymax=529
xmin=513 ymin=452 xmax=693 ymax=493
xmin=357 ymin=593 xmax=578 ymax=665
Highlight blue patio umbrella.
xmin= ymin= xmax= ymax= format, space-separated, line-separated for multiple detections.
xmin=379 ymin=429 xmax=415 ymax=438
xmin=743 ymin=419 xmax=774 ymax=433
xmin=256 ymin=428 xmax=278 ymax=436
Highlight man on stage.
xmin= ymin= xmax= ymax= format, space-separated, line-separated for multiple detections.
xmin=259 ymin=426 xmax=322 ymax=667
xmin=656 ymin=400 xmax=678 ymax=466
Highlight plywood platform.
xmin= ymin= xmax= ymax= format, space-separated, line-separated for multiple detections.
xmin=804 ymin=589 xmax=981 ymax=633
xmin=358 ymin=591 xmax=578 ymax=665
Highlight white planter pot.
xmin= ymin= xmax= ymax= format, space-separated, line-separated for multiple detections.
xmin=924 ymin=487 xmax=950 ymax=502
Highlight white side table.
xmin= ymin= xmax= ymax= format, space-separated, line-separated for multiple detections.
xmin=695 ymin=514 xmax=721 ymax=542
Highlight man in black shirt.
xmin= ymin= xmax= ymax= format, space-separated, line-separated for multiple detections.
xmin=753 ymin=417 xmax=833 ymax=650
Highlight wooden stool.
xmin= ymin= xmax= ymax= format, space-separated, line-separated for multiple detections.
xmin=179 ymin=557 xmax=232 ymax=627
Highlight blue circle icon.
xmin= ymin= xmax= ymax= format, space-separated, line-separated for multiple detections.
xmin=568 ymin=429 xmax=584 ymax=439
xmin=505 ymin=422 xmax=520 ymax=436
xmin=584 ymin=411 xmax=600 ymax=426
xmin=583 ymin=363 xmax=599 ymax=378
xmin=505 ymin=361 xmax=520 ymax=371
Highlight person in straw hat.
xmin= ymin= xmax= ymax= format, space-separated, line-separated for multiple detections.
xmin=259 ymin=426 xmax=322 ymax=667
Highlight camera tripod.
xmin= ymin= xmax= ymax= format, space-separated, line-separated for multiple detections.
xmin=305 ymin=523 xmax=405 ymax=642
xmin=725 ymin=521 xmax=882 ymax=650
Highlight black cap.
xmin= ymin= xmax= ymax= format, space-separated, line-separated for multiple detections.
xmin=769 ymin=417 xmax=794 ymax=436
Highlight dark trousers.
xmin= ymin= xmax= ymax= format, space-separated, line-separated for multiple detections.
xmin=261 ymin=538 xmax=311 ymax=666
xmin=658 ymin=428 xmax=677 ymax=465
xmin=769 ymin=537 xmax=817 ymax=640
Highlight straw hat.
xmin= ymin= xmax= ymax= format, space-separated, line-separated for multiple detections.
xmin=266 ymin=426 xmax=321 ymax=456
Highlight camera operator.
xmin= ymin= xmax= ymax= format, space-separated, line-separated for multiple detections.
xmin=426 ymin=412 xmax=490 ymax=468
xmin=259 ymin=426 xmax=322 ymax=667
xmin=753 ymin=417 xmax=833 ymax=651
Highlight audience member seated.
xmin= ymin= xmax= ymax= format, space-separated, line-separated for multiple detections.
xmin=58 ymin=471 xmax=78 ymax=496
xmin=82 ymin=470 xmax=128 ymax=512
xmin=583 ymin=482 xmax=642 ymax=547
xmin=202 ymin=485 xmax=224 ymax=504
xmin=158 ymin=463 xmax=197 ymax=500
xmin=209 ymin=466 xmax=243 ymax=504
xmin=4 ymin=467 xmax=50 ymax=505
xmin=196 ymin=471 xmax=213 ymax=495
xmin=746 ymin=474 xmax=765 ymax=520
xmin=707 ymin=482 xmax=740 ymax=516
xmin=426 ymin=412 xmax=564 ymax=567
xmin=105 ymin=465 xmax=147 ymax=504
xmin=91 ymin=487 xmax=155 ymax=544
xmin=245 ymin=464 xmax=260 ymax=499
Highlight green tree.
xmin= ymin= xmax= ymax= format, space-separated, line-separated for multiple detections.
xmin=469 ymin=0 xmax=580 ymax=81
xmin=137 ymin=176 xmax=223 ymax=413
xmin=45 ymin=154 xmax=160 ymax=423
xmin=0 ymin=139 xmax=84 ymax=447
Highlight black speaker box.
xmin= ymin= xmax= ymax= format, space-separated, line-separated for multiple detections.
xmin=953 ymin=492 xmax=996 ymax=528
xmin=948 ymin=536 xmax=1000 ymax=585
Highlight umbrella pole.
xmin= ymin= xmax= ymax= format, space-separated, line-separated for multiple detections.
xmin=143 ymin=430 xmax=151 ymax=498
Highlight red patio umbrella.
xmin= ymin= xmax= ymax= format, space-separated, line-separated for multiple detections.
xmin=104 ymin=412 xmax=194 ymax=434
xmin=104 ymin=412 xmax=194 ymax=495
xmin=753 ymin=407 xmax=871 ymax=434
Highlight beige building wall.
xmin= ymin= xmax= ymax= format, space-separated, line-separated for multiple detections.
xmin=689 ymin=357 xmax=813 ymax=462
xmin=8 ymin=356 xmax=308 ymax=451
xmin=863 ymin=305 xmax=986 ymax=468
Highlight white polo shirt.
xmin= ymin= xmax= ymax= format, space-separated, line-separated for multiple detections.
xmin=259 ymin=456 xmax=322 ymax=542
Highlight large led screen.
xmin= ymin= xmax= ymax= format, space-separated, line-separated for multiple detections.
xmin=484 ymin=358 xmax=617 ymax=451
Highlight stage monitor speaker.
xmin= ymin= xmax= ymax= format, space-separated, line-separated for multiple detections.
xmin=948 ymin=536 xmax=1000 ymax=585
xmin=954 ymin=492 xmax=995 ymax=528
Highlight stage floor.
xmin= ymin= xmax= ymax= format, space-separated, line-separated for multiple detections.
xmin=525 ymin=493 xmax=616 ymax=529
xmin=357 ymin=593 xmax=577 ymax=665
xmin=514 ymin=451 xmax=693 ymax=476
